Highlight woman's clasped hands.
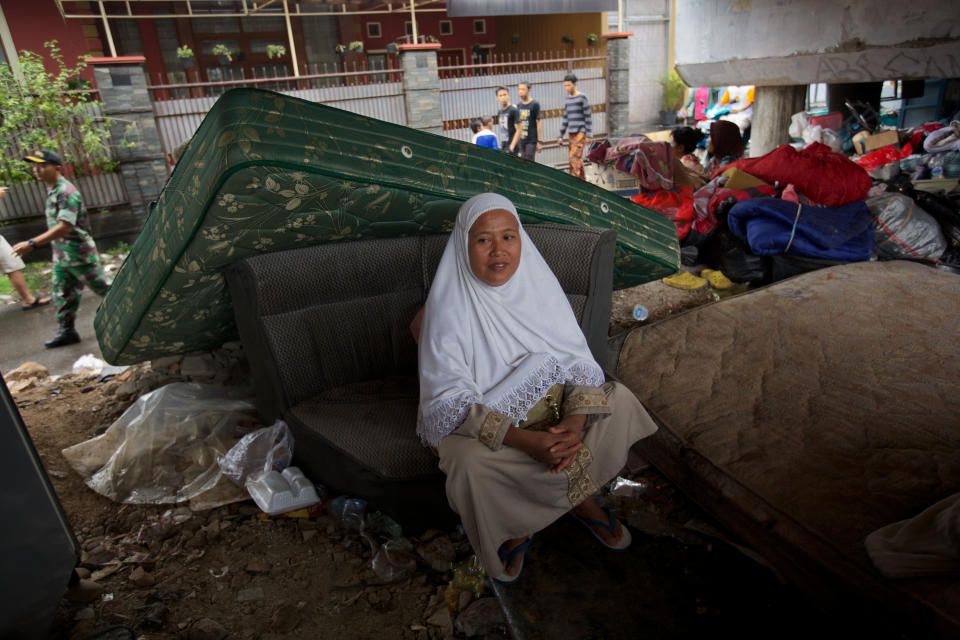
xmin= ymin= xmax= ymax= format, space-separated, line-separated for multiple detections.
xmin=506 ymin=414 xmax=587 ymax=473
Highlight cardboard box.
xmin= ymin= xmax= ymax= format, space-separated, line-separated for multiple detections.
xmin=585 ymin=162 xmax=640 ymax=194
xmin=863 ymin=129 xmax=900 ymax=153
xmin=852 ymin=131 xmax=870 ymax=155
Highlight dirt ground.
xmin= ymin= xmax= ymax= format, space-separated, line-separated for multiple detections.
xmin=12 ymin=277 xmax=841 ymax=640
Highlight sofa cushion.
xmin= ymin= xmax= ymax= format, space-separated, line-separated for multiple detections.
xmin=262 ymin=289 xmax=423 ymax=408
xmin=287 ymin=377 xmax=437 ymax=481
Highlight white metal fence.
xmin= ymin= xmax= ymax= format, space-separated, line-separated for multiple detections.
xmin=149 ymin=64 xmax=406 ymax=161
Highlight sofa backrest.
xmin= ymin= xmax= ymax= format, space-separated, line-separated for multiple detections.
xmin=226 ymin=224 xmax=616 ymax=422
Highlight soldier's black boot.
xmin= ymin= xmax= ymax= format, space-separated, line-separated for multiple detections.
xmin=45 ymin=319 xmax=81 ymax=348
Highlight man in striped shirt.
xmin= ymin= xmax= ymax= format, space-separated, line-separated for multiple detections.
xmin=556 ymin=73 xmax=592 ymax=179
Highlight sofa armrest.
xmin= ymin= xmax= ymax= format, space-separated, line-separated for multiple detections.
xmin=225 ymin=260 xmax=289 ymax=423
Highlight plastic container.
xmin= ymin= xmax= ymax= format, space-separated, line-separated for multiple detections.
xmin=808 ymin=111 xmax=843 ymax=132
xmin=245 ymin=466 xmax=320 ymax=516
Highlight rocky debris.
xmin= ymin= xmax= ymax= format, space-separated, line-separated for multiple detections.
xmin=180 ymin=353 xmax=218 ymax=381
xmin=64 ymin=579 xmax=104 ymax=604
xmin=244 ymin=560 xmax=271 ymax=574
xmin=425 ymin=606 xmax=454 ymax=637
xmin=73 ymin=607 xmax=95 ymax=621
xmin=236 ymin=586 xmax=265 ymax=602
xmin=3 ymin=361 xmax=49 ymax=382
xmin=417 ymin=535 xmax=456 ymax=573
xmin=148 ymin=341 xmax=248 ymax=387
xmin=188 ymin=617 xmax=228 ymax=640
xmin=269 ymin=602 xmax=303 ymax=634
xmin=610 ymin=278 xmax=717 ymax=334
xmin=136 ymin=599 xmax=169 ymax=628
xmin=7 ymin=377 xmax=39 ymax=394
xmin=129 ymin=565 xmax=156 ymax=588
xmin=455 ymin=598 xmax=507 ymax=638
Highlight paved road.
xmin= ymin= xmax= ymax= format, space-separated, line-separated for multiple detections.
xmin=0 ymin=295 xmax=106 ymax=377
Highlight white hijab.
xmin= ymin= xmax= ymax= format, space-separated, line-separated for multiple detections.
xmin=417 ymin=193 xmax=604 ymax=448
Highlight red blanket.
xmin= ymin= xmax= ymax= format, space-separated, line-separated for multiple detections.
xmin=631 ymin=187 xmax=695 ymax=239
xmin=714 ymin=143 xmax=871 ymax=208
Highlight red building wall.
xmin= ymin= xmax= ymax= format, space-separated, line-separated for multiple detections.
xmin=358 ymin=11 xmax=496 ymax=65
xmin=2 ymin=0 xmax=102 ymax=81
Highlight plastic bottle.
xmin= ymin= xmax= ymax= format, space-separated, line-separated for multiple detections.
xmin=930 ymin=154 xmax=945 ymax=179
xmin=365 ymin=511 xmax=403 ymax=540
xmin=371 ymin=538 xmax=416 ymax=582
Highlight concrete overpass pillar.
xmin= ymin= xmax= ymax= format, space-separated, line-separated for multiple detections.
xmin=749 ymin=85 xmax=806 ymax=157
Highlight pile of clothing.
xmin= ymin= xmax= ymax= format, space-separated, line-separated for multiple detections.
xmin=624 ymin=138 xmax=960 ymax=286
xmin=586 ymin=136 xmax=705 ymax=193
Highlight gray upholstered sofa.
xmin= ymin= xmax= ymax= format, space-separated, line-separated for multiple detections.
xmin=225 ymin=224 xmax=616 ymax=530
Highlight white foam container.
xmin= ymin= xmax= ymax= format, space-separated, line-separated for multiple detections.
xmin=245 ymin=466 xmax=320 ymax=515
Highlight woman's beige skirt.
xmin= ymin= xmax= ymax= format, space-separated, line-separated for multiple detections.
xmin=438 ymin=381 xmax=658 ymax=576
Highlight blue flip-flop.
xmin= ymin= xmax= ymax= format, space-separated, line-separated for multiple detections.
xmin=493 ymin=534 xmax=535 ymax=585
xmin=570 ymin=508 xmax=632 ymax=552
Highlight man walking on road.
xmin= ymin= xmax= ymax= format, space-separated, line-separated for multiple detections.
xmin=513 ymin=80 xmax=542 ymax=161
xmin=557 ymin=73 xmax=592 ymax=179
xmin=495 ymin=86 xmax=519 ymax=155
xmin=13 ymin=150 xmax=110 ymax=348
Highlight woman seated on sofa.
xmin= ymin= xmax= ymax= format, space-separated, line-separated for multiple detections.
xmin=416 ymin=192 xmax=658 ymax=584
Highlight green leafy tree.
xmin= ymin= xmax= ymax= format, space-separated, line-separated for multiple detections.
xmin=0 ymin=40 xmax=116 ymax=184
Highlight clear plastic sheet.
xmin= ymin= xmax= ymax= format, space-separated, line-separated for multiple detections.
xmin=62 ymin=383 xmax=258 ymax=504
xmin=218 ymin=420 xmax=293 ymax=486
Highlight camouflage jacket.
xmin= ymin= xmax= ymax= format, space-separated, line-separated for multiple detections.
xmin=45 ymin=177 xmax=100 ymax=266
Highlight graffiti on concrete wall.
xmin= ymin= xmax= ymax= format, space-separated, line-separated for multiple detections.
xmin=815 ymin=46 xmax=960 ymax=83
xmin=677 ymin=42 xmax=960 ymax=88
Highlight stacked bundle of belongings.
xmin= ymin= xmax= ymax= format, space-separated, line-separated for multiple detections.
xmin=622 ymin=133 xmax=960 ymax=287
xmin=585 ymin=136 xmax=706 ymax=239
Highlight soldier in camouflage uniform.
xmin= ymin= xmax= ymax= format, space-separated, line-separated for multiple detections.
xmin=13 ymin=150 xmax=110 ymax=348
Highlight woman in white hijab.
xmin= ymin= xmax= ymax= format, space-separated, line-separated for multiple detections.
xmin=418 ymin=192 xmax=658 ymax=583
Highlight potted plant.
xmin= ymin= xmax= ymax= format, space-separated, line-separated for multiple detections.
xmin=561 ymin=35 xmax=574 ymax=45
xmin=586 ymin=33 xmax=598 ymax=47
xmin=386 ymin=42 xmax=398 ymax=54
xmin=659 ymin=69 xmax=687 ymax=126
xmin=266 ymin=44 xmax=286 ymax=60
xmin=349 ymin=41 xmax=364 ymax=54
xmin=511 ymin=32 xmax=519 ymax=45
xmin=177 ymin=45 xmax=195 ymax=68
xmin=212 ymin=43 xmax=232 ymax=64
xmin=334 ymin=43 xmax=347 ymax=56
xmin=234 ymin=48 xmax=245 ymax=62
xmin=424 ymin=35 xmax=439 ymax=44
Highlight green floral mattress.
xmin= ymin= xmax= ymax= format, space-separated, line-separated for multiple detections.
xmin=95 ymin=88 xmax=678 ymax=365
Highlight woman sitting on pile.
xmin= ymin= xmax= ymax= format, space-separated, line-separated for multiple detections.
xmin=671 ymin=126 xmax=706 ymax=173
xmin=704 ymin=119 xmax=744 ymax=176
xmin=417 ymin=193 xmax=658 ymax=584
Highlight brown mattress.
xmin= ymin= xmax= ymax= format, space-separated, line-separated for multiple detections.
xmin=617 ymin=261 xmax=960 ymax=637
